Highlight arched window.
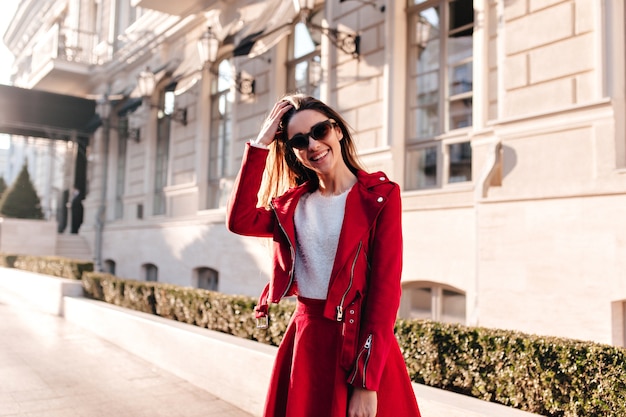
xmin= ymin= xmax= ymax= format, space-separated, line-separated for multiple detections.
xmin=194 ymin=267 xmax=218 ymax=291
xmin=142 ymin=263 xmax=158 ymax=282
xmin=400 ymin=281 xmax=466 ymax=324
xmin=103 ymin=259 xmax=116 ymax=275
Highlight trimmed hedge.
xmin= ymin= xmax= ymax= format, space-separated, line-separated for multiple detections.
xmin=395 ymin=319 xmax=626 ymax=416
xmin=0 ymin=253 xmax=18 ymax=268
xmin=11 ymin=255 xmax=93 ymax=280
xmin=4 ymin=256 xmax=625 ymax=417
xmin=82 ymin=272 xmax=294 ymax=347
xmin=81 ymin=273 xmax=626 ymax=417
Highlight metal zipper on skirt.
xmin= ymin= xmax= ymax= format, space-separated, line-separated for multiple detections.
xmin=336 ymin=241 xmax=362 ymax=321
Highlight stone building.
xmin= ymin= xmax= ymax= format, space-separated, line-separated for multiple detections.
xmin=4 ymin=0 xmax=626 ymax=346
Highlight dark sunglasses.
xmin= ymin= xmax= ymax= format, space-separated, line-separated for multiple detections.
xmin=287 ymin=119 xmax=338 ymax=150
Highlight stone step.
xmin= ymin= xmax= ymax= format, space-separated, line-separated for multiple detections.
xmin=55 ymin=234 xmax=92 ymax=261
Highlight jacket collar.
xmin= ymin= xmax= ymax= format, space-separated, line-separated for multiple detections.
xmin=271 ymin=171 xmax=392 ymax=274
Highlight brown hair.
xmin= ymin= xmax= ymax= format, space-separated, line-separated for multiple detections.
xmin=259 ymin=94 xmax=365 ymax=207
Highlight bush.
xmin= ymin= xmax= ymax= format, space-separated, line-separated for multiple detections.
xmin=0 ymin=164 xmax=44 ymax=219
xmin=395 ymin=319 xmax=626 ymax=417
xmin=81 ymin=272 xmax=294 ymax=346
xmin=11 ymin=255 xmax=93 ymax=280
xmin=0 ymin=253 xmax=18 ymax=268
xmin=20 ymin=260 xmax=625 ymax=416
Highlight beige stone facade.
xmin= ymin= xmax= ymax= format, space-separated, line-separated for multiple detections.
xmin=5 ymin=0 xmax=626 ymax=346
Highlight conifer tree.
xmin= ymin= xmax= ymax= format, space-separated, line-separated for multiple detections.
xmin=0 ymin=176 xmax=6 ymax=198
xmin=0 ymin=164 xmax=44 ymax=219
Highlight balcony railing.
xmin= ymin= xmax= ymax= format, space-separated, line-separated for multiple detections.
xmin=31 ymin=24 xmax=109 ymax=74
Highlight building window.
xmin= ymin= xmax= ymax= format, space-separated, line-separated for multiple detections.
xmin=114 ymin=120 xmax=127 ymax=219
xmin=400 ymin=282 xmax=466 ymax=324
xmin=207 ymin=59 xmax=234 ymax=209
xmin=406 ymin=0 xmax=474 ymax=190
xmin=153 ymin=89 xmax=172 ymax=215
xmin=194 ymin=267 xmax=219 ymax=291
xmin=142 ymin=263 xmax=158 ymax=282
xmin=287 ymin=18 xmax=322 ymax=97
xmin=104 ymin=259 xmax=116 ymax=275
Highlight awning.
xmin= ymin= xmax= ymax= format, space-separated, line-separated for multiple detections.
xmin=117 ymin=97 xmax=143 ymax=116
xmin=0 ymin=84 xmax=97 ymax=139
xmin=232 ymin=0 xmax=297 ymax=58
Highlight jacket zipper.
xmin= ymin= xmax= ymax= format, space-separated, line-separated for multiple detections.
xmin=349 ymin=333 xmax=372 ymax=387
xmin=336 ymin=241 xmax=362 ymax=321
xmin=270 ymin=203 xmax=295 ymax=299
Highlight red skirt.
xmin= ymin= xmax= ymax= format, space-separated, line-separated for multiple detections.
xmin=263 ymin=297 xmax=421 ymax=417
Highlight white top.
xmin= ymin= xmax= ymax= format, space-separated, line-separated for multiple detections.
xmin=294 ymin=188 xmax=350 ymax=299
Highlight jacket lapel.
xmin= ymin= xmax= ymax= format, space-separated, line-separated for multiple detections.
xmin=329 ymin=172 xmax=388 ymax=282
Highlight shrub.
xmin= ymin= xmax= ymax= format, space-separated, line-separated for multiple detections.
xmin=12 ymin=255 xmax=93 ymax=280
xmin=395 ymin=319 xmax=626 ymax=417
xmin=0 ymin=164 xmax=44 ymax=219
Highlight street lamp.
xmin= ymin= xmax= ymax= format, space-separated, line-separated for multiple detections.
xmin=197 ymin=27 xmax=256 ymax=95
xmin=293 ymin=0 xmax=361 ymax=59
xmin=197 ymin=27 xmax=219 ymax=68
xmin=136 ymin=67 xmax=187 ymax=126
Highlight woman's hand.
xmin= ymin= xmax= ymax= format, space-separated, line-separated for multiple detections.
xmin=254 ymin=100 xmax=292 ymax=147
xmin=348 ymin=387 xmax=377 ymax=417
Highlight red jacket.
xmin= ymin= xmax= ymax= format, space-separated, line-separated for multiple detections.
xmin=226 ymin=143 xmax=404 ymax=391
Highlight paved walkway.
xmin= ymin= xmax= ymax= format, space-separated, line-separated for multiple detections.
xmin=0 ymin=299 xmax=254 ymax=417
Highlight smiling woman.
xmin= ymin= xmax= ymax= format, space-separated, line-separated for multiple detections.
xmin=226 ymin=95 xmax=422 ymax=417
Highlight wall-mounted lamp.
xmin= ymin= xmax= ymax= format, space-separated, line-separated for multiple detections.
xmin=293 ymin=0 xmax=361 ymax=59
xmin=137 ymin=68 xmax=188 ymax=125
xmin=197 ymin=27 xmax=256 ymax=95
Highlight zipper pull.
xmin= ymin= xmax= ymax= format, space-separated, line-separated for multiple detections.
xmin=336 ymin=306 xmax=344 ymax=321
xmin=364 ymin=334 xmax=372 ymax=349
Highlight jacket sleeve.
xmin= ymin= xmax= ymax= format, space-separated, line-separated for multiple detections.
xmin=226 ymin=143 xmax=274 ymax=238
xmin=349 ymin=184 xmax=403 ymax=391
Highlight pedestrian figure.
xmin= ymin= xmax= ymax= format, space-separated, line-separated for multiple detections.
xmin=227 ymin=95 xmax=421 ymax=417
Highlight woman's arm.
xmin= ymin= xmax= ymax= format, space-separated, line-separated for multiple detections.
xmin=226 ymin=100 xmax=293 ymax=237
xmin=226 ymin=144 xmax=274 ymax=237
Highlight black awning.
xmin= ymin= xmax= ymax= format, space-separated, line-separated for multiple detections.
xmin=117 ymin=97 xmax=143 ymax=116
xmin=0 ymin=84 xmax=97 ymax=139
xmin=233 ymin=30 xmax=265 ymax=57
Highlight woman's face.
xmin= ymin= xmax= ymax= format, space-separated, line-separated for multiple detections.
xmin=286 ymin=109 xmax=344 ymax=177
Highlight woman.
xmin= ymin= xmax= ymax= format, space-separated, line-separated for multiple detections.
xmin=227 ymin=95 xmax=421 ymax=417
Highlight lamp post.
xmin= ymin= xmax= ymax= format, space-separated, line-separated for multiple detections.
xmin=292 ymin=0 xmax=360 ymax=58
xmin=137 ymin=67 xmax=156 ymax=98
xmin=94 ymin=94 xmax=111 ymax=272
xmin=197 ymin=27 xmax=219 ymax=68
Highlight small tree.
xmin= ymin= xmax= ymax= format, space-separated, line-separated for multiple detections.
xmin=0 ymin=164 xmax=44 ymax=219
xmin=0 ymin=176 xmax=7 ymax=198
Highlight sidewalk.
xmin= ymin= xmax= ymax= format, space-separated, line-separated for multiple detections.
xmin=0 ymin=299 xmax=253 ymax=417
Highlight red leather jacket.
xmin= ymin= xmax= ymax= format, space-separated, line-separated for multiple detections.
xmin=226 ymin=143 xmax=404 ymax=391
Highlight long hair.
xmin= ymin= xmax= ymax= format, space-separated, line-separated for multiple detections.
xmin=258 ymin=94 xmax=365 ymax=207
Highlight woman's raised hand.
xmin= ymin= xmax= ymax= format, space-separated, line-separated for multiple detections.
xmin=254 ymin=100 xmax=293 ymax=147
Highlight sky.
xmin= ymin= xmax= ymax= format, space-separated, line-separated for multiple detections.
xmin=0 ymin=0 xmax=21 ymax=150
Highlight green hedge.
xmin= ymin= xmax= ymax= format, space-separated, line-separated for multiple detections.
xmin=81 ymin=273 xmax=626 ymax=417
xmin=395 ymin=319 xmax=626 ymax=416
xmin=5 ymin=256 xmax=625 ymax=417
xmin=82 ymin=272 xmax=294 ymax=346
xmin=0 ymin=253 xmax=93 ymax=280
xmin=12 ymin=255 xmax=93 ymax=280
xmin=0 ymin=253 xmax=18 ymax=268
